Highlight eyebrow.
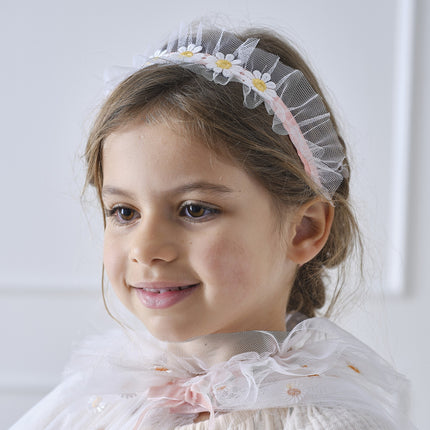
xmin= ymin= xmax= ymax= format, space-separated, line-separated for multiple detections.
xmin=172 ymin=182 xmax=234 ymax=195
xmin=101 ymin=182 xmax=235 ymax=200
xmin=102 ymin=186 xmax=137 ymax=200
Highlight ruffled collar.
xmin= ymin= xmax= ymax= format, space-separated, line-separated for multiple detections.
xmin=59 ymin=315 xmax=411 ymax=429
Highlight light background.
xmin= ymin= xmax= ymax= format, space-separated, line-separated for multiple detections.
xmin=0 ymin=0 xmax=428 ymax=428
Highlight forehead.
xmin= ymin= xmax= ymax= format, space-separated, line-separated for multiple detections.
xmin=102 ymin=121 xmax=254 ymax=195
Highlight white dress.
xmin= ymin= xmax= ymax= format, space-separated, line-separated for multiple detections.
xmin=9 ymin=316 xmax=415 ymax=429
xmin=178 ymin=406 xmax=395 ymax=429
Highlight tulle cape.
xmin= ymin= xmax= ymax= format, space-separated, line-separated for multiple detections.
xmin=10 ymin=315 xmax=414 ymax=429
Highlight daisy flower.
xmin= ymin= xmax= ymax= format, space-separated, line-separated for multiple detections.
xmin=250 ymin=70 xmax=277 ymax=98
xmin=206 ymin=52 xmax=242 ymax=77
xmin=286 ymin=385 xmax=304 ymax=403
xmin=139 ymin=49 xmax=169 ymax=67
xmin=150 ymin=49 xmax=168 ymax=60
xmin=177 ymin=44 xmax=203 ymax=58
xmin=88 ymin=395 xmax=107 ymax=413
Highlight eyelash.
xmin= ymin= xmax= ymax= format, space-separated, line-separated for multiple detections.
xmin=104 ymin=202 xmax=220 ymax=225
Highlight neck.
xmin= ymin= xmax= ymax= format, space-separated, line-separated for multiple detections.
xmin=164 ymin=329 xmax=290 ymax=367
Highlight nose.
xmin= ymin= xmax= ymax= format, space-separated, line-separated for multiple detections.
xmin=128 ymin=214 xmax=179 ymax=265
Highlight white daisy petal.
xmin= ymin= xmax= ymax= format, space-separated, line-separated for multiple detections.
xmin=262 ymin=73 xmax=271 ymax=82
xmin=253 ymin=70 xmax=262 ymax=79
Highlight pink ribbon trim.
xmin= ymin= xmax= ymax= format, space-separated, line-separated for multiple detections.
xmin=133 ymin=380 xmax=213 ymax=429
xmin=148 ymin=381 xmax=213 ymax=414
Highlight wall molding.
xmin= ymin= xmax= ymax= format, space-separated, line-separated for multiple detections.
xmin=0 ymin=283 xmax=99 ymax=295
xmin=385 ymin=0 xmax=416 ymax=294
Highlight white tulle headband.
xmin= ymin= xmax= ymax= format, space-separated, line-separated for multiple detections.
xmin=104 ymin=25 xmax=347 ymax=200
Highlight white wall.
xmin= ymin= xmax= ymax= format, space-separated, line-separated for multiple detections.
xmin=1 ymin=0 xmax=427 ymax=428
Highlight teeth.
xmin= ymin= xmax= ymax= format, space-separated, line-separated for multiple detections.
xmin=144 ymin=284 xmax=196 ymax=294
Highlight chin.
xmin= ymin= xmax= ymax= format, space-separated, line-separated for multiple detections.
xmin=147 ymin=325 xmax=197 ymax=342
xmin=142 ymin=317 xmax=210 ymax=342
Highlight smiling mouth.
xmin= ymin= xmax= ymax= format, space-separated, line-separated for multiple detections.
xmin=142 ymin=284 xmax=199 ymax=294
xmin=135 ymin=283 xmax=200 ymax=309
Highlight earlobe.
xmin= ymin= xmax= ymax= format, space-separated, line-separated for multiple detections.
xmin=286 ymin=199 xmax=334 ymax=265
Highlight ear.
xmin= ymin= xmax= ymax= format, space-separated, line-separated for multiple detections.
xmin=286 ymin=199 xmax=334 ymax=265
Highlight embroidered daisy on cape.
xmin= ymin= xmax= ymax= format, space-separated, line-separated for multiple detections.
xmin=88 ymin=395 xmax=107 ymax=413
xmin=206 ymin=52 xmax=242 ymax=77
xmin=286 ymin=385 xmax=304 ymax=403
xmin=250 ymin=70 xmax=277 ymax=98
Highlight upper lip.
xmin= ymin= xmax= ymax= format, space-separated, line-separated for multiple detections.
xmin=131 ymin=281 xmax=199 ymax=290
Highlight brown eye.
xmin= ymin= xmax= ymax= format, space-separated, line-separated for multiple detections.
xmin=105 ymin=206 xmax=139 ymax=225
xmin=118 ymin=207 xmax=135 ymax=221
xmin=186 ymin=204 xmax=206 ymax=218
xmin=179 ymin=202 xmax=220 ymax=222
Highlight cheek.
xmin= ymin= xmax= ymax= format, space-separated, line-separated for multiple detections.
xmin=198 ymin=236 xmax=252 ymax=294
xmin=103 ymin=235 xmax=124 ymax=285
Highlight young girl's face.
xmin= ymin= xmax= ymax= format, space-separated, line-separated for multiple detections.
xmin=102 ymin=120 xmax=298 ymax=341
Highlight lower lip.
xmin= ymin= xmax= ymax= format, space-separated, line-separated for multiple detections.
xmin=135 ymin=284 xmax=199 ymax=309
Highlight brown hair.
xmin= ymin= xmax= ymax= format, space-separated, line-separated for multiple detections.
xmin=84 ymin=28 xmax=361 ymax=318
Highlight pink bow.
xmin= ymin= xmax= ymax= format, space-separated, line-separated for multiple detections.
xmin=148 ymin=380 xmax=213 ymax=414
xmin=132 ymin=380 xmax=214 ymax=429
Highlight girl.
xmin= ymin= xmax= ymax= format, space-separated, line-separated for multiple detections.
xmin=10 ymin=23 xmax=415 ymax=429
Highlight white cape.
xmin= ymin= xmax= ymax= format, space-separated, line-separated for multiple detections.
xmin=10 ymin=315 xmax=415 ymax=429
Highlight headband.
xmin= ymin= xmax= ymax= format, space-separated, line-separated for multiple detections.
xmin=104 ymin=24 xmax=347 ymax=200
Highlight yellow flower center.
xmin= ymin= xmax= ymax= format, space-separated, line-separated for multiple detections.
xmin=215 ymin=59 xmax=232 ymax=69
xmin=252 ymin=78 xmax=267 ymax=92
xmin=180 ymin=50 xmax=194 ymax=57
